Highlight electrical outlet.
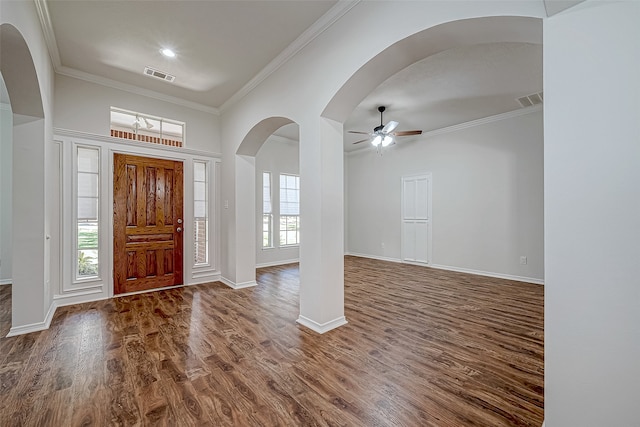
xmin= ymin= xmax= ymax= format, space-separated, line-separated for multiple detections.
xmin=381 ymin=242 xmax=385 ymax=249
xmin=224 ymin=200 xmax=229 ymax=209
xmin=520 ymin=256 xmax=527 ymax=265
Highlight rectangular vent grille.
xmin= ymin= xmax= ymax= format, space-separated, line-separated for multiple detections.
xmin=517 ymin=92 xmax=543 ymax=108
xmin=143 ymin=66 xmax=175 ymax=83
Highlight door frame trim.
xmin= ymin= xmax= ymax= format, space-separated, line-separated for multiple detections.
xmin=50 ymin=130 xmax=221 ymax=306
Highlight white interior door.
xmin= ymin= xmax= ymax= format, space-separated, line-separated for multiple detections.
xmin=402 ymin=174 xmax=431 ymax=265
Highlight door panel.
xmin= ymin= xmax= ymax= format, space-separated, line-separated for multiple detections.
xmin=114 ymin=154 xmax=183 ymax=294
xmin=402 ymin=174 xmax=431 ymax=265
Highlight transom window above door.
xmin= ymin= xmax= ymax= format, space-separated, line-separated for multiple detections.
xmin=110 ymin=107 xmax=185 ymax=147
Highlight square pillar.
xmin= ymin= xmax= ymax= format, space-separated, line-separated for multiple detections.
xmin=297 ymin=117 xmax=346 ymax=333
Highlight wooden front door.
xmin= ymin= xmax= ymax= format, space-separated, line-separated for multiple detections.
xmin=114 ymin=154 xmax=183 ymax=294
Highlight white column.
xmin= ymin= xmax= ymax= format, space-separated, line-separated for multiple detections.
xmin=232 ymin=154 xmax=257 ymax=288
xmin=220 ymin=153 xmax=257 ymax=289
xmin=9 ymin=118 xmax=48 ymax=335
xmin=297 ymin=116 xmax=346 ymax=333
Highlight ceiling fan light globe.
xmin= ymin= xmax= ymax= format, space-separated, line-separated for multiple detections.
xmin=371 ymin=135 xmax=382 ymax=146
xmin=382 ymin=135 xmax=393 ymax=147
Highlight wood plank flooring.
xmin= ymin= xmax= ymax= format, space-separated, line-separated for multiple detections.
xmin=0 ymin=256 xmax=544 ymax=426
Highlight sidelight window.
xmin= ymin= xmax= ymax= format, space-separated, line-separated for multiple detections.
xmin=193 ymin=160 xmax=208 ymax=265
xmin=76 ymin=146 xmax=100 ymax=279
xmin=262 ymin=172 xmax=273 ymax=248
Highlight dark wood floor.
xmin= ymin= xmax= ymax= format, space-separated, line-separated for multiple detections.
xmin=0 ymin=256 xmax=544 ymax=426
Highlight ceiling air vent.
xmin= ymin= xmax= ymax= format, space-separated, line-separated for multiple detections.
xmin=143 ymin=66 xmax=175 ymax=83
xmin=517 ymin=92 xmax=543 ymax=108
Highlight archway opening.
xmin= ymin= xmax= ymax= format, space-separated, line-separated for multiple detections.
xmin=319 ymin=14 xmax=543 ymax=327
xmin=234 ymin=116 xmax=300 ymax=283
xmin=0 ymin=23 xmax=47 ymax=335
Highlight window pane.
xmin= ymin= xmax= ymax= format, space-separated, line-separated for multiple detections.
xmin=78 ymin=172 xmax=98 ymax=197
xmin=194 ymin=219 xmax=207 ymax=264
xmin=262 ymin=214 xmax=271 ymax=247
xmin=193 ymin=161 xmax=208 ymax=265
xmin=263 ymin=172 xmax=271 ymax=214
xmin=163 ymin=121 xmax=184 ymax=138
xmin=78 ymin=197 xmax=98 ymax=220
xmin=78 ymin=222 xmax=98 ymax=250
xmin=194 ymin=182 xmax=206 ymax=201
xmin=194 ymin=162 xmax=206 ymax=181
xmin=78 ymin=249 xmax=99 ymax=277
xmin=194 ymin=200 xmax=206 ymax=218
xmin=280 ymin=174 xmax=299 ymax=215
xmin=111 ymin=107 xmax=185 ymax=147
xmin=279 ymin=215 xmax=299 ymax=246
xmin=77 ymin=146 xmax=100 ymax=279
xmin=78 ymin=147 xmax=99 ymax=172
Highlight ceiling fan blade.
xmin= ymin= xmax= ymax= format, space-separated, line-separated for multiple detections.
xmin=382 ymin=120 xmax=399 ymax=134
xmin=352 ymin=139 xmax=370 ymax=145
xmin=347 ymin=130 xmax=370 ymax=135
xmin=393 ymin=130 xmax=423 ymax=136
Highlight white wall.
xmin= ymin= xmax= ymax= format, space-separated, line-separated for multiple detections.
xmin=2 ymin=0 xmax=57 ymax=334
xmin=255 ymin=134 xmax=300 ymax=267
xmin=54 ymin=74 xmax=221 ymax=154
xmin=347 ymin=109 xmax=544 ymax=282
xmin=544 ymin=1 xmax=640 ymax=425
xmin=0 ymin=101 xmax=12 ymax=284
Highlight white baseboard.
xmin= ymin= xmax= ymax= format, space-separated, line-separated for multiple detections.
xmin=296 ymin=315 xmax=348 ymax=334
xmin=345 ymin=252 xmax=402 ymax=263
xmin=220 ymin=276 xmax=258 ymax=290
xmin=0 ymin=278 xmax=12 ymax=285
xmin=6 ymin=300 xmax=57 ymax=337
xmin=429 ymin=263 xmax=544 ymax=285
xmin=189 ymin=272 xmax=221 ymax=286
xmin=345 ymin=252 xmax=544 ymax=285
xmin=54 ymin=288 xmax=107 ymax=307
xmin=256 ymin=259 xmax=299 ymax=268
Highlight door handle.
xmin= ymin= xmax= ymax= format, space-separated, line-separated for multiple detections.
xmin=176 ymin=227 xmax=182 ymax=233
xmin=177 ymin=219 xmax=183 ymax=224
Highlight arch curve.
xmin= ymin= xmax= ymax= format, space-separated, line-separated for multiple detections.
xmin=322 ymin=16 xmax=541 ymax=123
xmin=0 ymin=23 xmax=44 ymax=118
xmin=236 ymin=116 xmax=295 ymax=156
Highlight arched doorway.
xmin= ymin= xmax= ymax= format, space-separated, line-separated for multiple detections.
xmin=332 ymin=16 xmax=543 ymax=279
xmin=0 ymin=23 xmax=49 ymax=335
xmin=237 ymin=117 xmax=301 ymax=271
xmin=224 ymin=116 xmax=298 ymax=290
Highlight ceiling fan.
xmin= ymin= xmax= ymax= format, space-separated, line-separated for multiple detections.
xmin=348 ymin=106 xmax=422 ymax=149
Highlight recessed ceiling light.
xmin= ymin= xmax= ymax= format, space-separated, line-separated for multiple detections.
xmin=160 ymin=48 xmax=176 ymax=58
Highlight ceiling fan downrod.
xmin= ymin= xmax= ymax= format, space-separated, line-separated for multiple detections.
xmin=374 ymin=106 xmax=386 ymax=133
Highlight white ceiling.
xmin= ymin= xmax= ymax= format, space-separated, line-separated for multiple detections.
xmin=40 ymin=0 xmax=339 ymax=111
xmin=342 ymin=41 xmax=543 ymax=152
xmin=15 ymin=1 xmax=549 ymax=152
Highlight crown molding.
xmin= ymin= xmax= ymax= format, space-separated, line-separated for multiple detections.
xmin=34 ymin=0 xmax=62 ymax=69
xmin=56 ymin=66 xmax=220 ymax=115
xmin=346 ymin=104 xmax=543 ymax=156
xmin=219 ymin=0 xmax=361 ymax=113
